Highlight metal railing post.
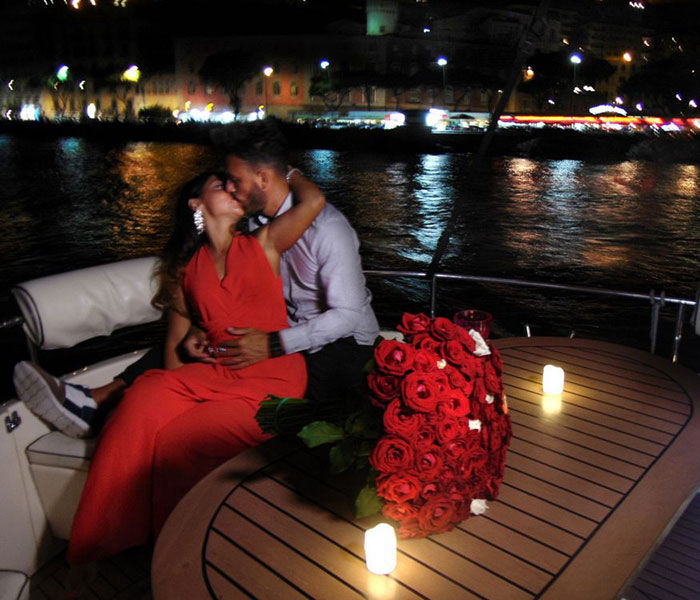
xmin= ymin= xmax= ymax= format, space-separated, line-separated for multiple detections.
xmin=430 ymin=275 xmax=438 ymax=319
xmin=671 ymin=303 xmax=685 ymax=364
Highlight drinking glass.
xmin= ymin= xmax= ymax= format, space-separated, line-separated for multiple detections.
xmin=454 ymin=309 xmax=493 ymax=339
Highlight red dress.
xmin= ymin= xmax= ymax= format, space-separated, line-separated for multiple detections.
xmin=68 ymin=234 xmax=306 ymax=564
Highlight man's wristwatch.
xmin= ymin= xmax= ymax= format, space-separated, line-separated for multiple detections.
xmin=268 ymin=331 xmax=285 ymax=357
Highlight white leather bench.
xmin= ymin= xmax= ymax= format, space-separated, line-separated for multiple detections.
xmin=11 ymin=257 xmax=161 ymax=541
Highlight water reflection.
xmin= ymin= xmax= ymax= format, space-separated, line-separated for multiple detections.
xmin=0 ymin=138 xmax=698 ymax=381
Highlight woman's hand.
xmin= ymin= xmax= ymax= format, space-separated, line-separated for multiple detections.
xmin=180 ymin=327 xmax=216 ymax=364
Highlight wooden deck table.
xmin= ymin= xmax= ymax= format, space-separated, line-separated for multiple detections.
xmin=152 ymin=338 xmax=700 ymax=600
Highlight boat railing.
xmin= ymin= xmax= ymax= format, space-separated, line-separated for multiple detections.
xmin=364 ymin=269 xmax=698 ymax=364
xmin=1 ymin=270 xmax=697 ymax=363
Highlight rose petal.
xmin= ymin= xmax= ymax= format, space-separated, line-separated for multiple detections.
xmin=470 ymin=498 xmax=489 ymax=515
xmin=469 ymin=330 xmax=491 ymax=356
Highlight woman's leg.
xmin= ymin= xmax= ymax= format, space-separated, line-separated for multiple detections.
xmin=151 ymin=392 xmax=272 ymax=533
xmin=67 ymin=369 xmax=200 ymax=564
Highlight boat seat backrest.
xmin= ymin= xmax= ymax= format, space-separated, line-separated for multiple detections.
xmin=11 ymin=256 xmax=162 ymax=350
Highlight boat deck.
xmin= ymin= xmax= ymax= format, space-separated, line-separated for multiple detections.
xmin=151 ymin=337 xmax=700 ymax=600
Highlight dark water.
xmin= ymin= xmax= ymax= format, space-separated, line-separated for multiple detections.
xmin=1 ymin=134 xmax=698 ymax=396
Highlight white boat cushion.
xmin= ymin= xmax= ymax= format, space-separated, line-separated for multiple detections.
xmin=11 ymin=256 xmax=161 ymax=350
xmin=26 ymin=432 xmax=95 ymax=471
xmin=0 ymin=571 xmax=29 ymax=600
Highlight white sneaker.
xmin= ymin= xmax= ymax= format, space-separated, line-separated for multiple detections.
xmin=13 ymin=361 xmax=96 ymax=438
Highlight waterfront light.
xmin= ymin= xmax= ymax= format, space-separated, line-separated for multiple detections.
xmin=121 ymin=65 xmax=140 ymax=83
xmin=365 ymin=524 xmax=397 ymax=575
xmin=56 ymin=65 xmax=69 ymax=82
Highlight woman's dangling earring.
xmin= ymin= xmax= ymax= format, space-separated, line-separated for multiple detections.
xmin=193 ymin=209 xmax=204 ymax=234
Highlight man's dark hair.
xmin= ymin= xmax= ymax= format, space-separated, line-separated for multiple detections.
xmin=212 ymin=118 xmax=289 ymax=173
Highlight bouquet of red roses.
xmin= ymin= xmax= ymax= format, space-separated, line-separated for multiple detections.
xmin=263 ymin=312 xmax=511 ymax=539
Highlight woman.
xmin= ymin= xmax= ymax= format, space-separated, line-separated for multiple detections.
xmin=67 ymin=168 xmax=324 ymax=564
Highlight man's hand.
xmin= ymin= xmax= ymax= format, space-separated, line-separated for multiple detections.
xmin=181 ymin=327 xmax=216 ymax=363
xmin=216 ymin=328 xmax=270 ymax=369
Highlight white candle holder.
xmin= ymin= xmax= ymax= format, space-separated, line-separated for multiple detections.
xmin=364 ymin=523 xmax=397 ymax=575
xmin=542 ymin=364 xmax=565 ymax=395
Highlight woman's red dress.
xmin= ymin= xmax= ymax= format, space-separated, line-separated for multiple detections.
xmin=68 ymin=234 xmax=306 ymax=563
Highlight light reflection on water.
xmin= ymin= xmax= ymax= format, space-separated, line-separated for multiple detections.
xmin=0 ymin=136 xmax=698 ymax=387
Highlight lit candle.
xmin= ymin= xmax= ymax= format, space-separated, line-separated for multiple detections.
xmin=542 ymin=365 xmax=565 ymax=395
xmin=364 ymin=523 xmax=397 ymax=575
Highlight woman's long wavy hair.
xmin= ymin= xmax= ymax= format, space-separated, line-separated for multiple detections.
xmin=151 ymin=170 xmax=229 ymax=311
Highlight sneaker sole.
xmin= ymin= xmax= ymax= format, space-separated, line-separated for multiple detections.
xmin=13 ymin=362 xmax=91 ymax=438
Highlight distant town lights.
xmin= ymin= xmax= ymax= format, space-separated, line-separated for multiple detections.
xmin=56 ymin=65 xmax=69 ymax=82
xmin=623 ymin=52 xmax=632 ymax=62
xmin=614 ymin=96 xmax=624 ymax=105
xmin=7 ymin=80 xmax=13 ymax=91
xmin=121 ymin=65 xmax=140 ymax=82
xmin=636 ymin=102 xmax=644 ymax=111
xmin=569 ymin=54 xmax=582 ymax=65
xmin=263 ymin=66 xmax=273 ymax=77
xmin=628 ymin=1 xmax=645 ymax=8
xmin=690 ymin=99 xmax=698 ymax=108
xmin=79 ymin=80 xmax=85 ymax=90
xmin=436 ymin=56 xmax=448 ymax=67
xmin=320 ymin=60 xmax=329 ymax=69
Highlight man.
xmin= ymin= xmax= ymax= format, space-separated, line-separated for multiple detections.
xmin=14 ymin=119 xmax=379 ymax=435
xmin=202 ymin=118 xmax=380 ymax=404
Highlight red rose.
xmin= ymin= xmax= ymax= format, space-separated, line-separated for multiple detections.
xmin=443 ymin=365 xmax=471 ymax=392
xmin=458 ymin=448 xmax=489 ymax=478
xmin=489 ymin=346 xmax=503 ymax=373
xmin=440 ymin=339 xmax=471 ymax=367
xmin=420 ymin=481 xmax=443 ymax=501
xmin=367 ymin=372 xmax=402 ymax=408
xmin=415 ymin=448 xmax=444 ymax=481
xmin=382 ymin=501 xmax=418 ymax=523
xmin=483 ymin=361 xmax=502 ymax=395
xmin=444 ymin=438 xmax=469 ymax=461
xmin=374 ymin=340 xmax=416 ymax=376
xmin=414 ymin=335 xmax=441 ymax=353
xmin=376 ymin=472 xmax=422 ymax=503
xmin=370 ymin=436 xmax=414 ymax=473
xmin=436 ymin=417 xmax=461 ymax=443
xmin=439 ymin=388 xmax=470 ymax=418
xmin=412 ymin=348 xmax=441 ymax=373
xmin=458 ymin=352 xmax=479 ymax=380
xmin=398 ymin=518 xmax=424 ymax=538
xmin=430 ymin=317 xmax=457 ymax=341
xmin=414 ymin=424 xmax=436 ymax=450
xmin=432 ymin=371 xmax=450 ymax=395
xmin=472 ymin=377 xmax=488 ymax=404
xmin=402 ymin=371 xmax=440 ymax=412
xmin=397 ymin=312 xmax=431 ymax=339
xmin=456 ymin=326 xmax=477 ymax=353
xmin=417 ymin=497 xmax=457 ymax=533
xmin=383 ymin=399 xmax=424 ymax=438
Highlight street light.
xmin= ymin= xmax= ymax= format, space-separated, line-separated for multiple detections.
xmin=263 ymin=66 xmax=273 ymax=117
xmin=436 ymin=56 xmax=448 ymax=89
xmin=569 ymin=53 xmax=582 ymax=114
xmin=622 ymin=52 xmax=633 ymax=63
xmin=320 ymin=59 xmax=330 ymax=70
xmin=56 ymin=65 xmax=70 ymax=82
xmin=121 ymin=65 xmax=140 ymax=83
